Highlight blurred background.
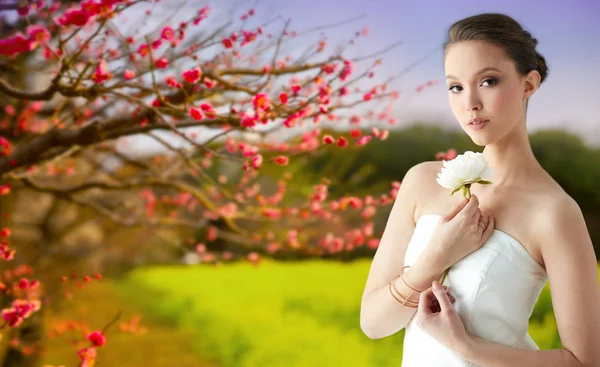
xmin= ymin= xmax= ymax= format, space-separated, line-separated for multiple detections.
xmin=0 ymin=0 xmax=598 ymax=366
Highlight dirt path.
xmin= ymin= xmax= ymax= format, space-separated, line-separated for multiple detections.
xmin=42 ymin=280 xmax=219 ymax=367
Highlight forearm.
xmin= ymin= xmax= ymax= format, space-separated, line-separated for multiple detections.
xmin=361 ymin=257 xmax=444 ymax=339
xmin=460 ymin=335 xmax=584 ymax=367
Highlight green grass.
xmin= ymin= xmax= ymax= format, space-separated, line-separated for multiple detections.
xmin=118 ymin=258 xmax=566 ymax=367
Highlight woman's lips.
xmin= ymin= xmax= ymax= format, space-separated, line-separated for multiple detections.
xmin=468 ymin=120 xmax=489 ymax=131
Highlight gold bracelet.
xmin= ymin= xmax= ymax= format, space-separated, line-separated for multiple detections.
xmin=389 ymin=282 xmax=418 ymax=308
xmin=392 ymin=275 xmax=419 ymax=306
xmin=400 ymin=265 xmax=426 ymax=294
xmin=389 ymin=275 xmax=418 ymax=308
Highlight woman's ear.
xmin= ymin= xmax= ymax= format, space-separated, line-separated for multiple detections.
xmin=523 ymin=69 xmax=541 ymax=100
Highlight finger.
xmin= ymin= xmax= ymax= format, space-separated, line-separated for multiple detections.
xmin=461 ymin=194 xmax=479 ymax=218
xmin=472 ymin=207 xmax=482 ymax=221
xmin=418 ymin=287 xmax=435 ymax=315
xmin=442 ymin=196 xmax=469 ymax=222
xmin=480 ymin=214 xmax=490 ymax=231
xmin=431 ymin=280 xmax=454 ymax=311
xmin=433 ymin=297 xmax=455 ymax=306
xmin=482 ymin=215 xmax=495 ymax=240
xmin=476 ymin=213 xmax=487 ymax=232
xmin=443 ymin=285 xmax=453 ymax=296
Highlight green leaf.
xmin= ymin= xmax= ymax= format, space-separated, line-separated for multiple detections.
xmin=477 ymin=180 xmax=493 ymax=185
xmin=450 ymin=187 xmax=461 ymax=196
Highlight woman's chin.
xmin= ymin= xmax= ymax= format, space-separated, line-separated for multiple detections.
xmin=467 ymin=133 xmax=490 ymax=146
xmin=461 ymin=125 xmax=495 ymax=146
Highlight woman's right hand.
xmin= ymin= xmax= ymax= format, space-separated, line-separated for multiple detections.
xmin=427 ymin=195 xmax=495 ymax=271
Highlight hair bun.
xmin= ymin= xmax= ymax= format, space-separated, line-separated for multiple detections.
xmin=522 ymin=30 xmax=538 ymax=46
xmin=536 ymin=51 xmax=548 ymax=84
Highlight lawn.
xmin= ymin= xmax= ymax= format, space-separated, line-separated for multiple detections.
xmin=114 ymin=258 xmax=563 ymax=367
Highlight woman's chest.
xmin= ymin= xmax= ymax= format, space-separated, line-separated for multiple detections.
xmin=416 ymin=190 xmax=546 ymax=271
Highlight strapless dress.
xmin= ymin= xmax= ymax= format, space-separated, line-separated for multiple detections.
xmin=401 ymin=214 xmax=548 ymax=367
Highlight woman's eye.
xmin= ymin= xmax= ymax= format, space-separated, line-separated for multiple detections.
xmin=482 ymin=78 xmax=497 ymax=86
xmin=448 ymin=78 xmax=497 ymax=93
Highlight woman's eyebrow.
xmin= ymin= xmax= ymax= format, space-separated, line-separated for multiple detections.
xmin=446 ymin=66 xmax=502 ymax=80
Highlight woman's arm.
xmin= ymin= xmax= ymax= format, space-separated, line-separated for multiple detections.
xmin=360 ymin=162 xmax=445 ymax=339
xmin=459 ymin=335 xmax=584 ymax=366
xmin=458 ymin=196 xmax=600 ymax=366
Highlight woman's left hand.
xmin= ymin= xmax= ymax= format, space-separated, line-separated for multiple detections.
xmin=416 ymin=280 xmax=470 ymax=353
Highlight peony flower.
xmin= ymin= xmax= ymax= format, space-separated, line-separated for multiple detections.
xmin=436 ymin=151 xmax=493 ymax=199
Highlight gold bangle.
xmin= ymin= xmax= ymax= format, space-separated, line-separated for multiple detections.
xmin=389 ymin=282 xmax=418 ymax=308
xmin=389 ymin=275 xmax=418 ymax=308
xmin=400 ymin=265 xmax=426 ymax=294
xmin=392 ymin=275 xmax=419 ymax=306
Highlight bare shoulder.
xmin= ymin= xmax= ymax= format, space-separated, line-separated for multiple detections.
xmin=532 ymin=172 xmax=580 ymax=226
xmin=400 ymin=160 xmax=442 ymax=189
xmin=407 ymin=160 xmax=442 ymax=175
xmin=537 ymin=190 xmax=585 ymax=236
xmin=402 ymin=160 xmax=444 ymax=220
xmin=406 ymin=160 xmax=443 ymax=185
xmin=533 ymin=178 xmax=591 ymax=260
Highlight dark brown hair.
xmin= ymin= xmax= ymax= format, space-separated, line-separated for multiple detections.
xmin=444 ymin=13 xmax=549 ymax=86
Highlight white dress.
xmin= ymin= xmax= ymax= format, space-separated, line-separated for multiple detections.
xmin=401 ymin=214 xmax=548 ymax=367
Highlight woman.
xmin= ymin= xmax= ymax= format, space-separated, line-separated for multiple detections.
xmin=359 ymin=13 xmax=600 ymax=366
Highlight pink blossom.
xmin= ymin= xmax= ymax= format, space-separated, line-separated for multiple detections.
xmin=123 ymin=70 xmax=135 ymax=80
xmin=87 ymin=331 xmax=106 ymax=347
xmin=160 ymin=26 xmax=175 ymax=40
xmin=0 ymin=33 xmax=32 ymax=56
xmin=222 ymin=38 xmax=233 ymax=48
xmin=182 ymin=68 xmax=202 ymax=83
xmin=56 ymin=7 xmax=91 ymax=27
xmin=155 ymin=57 xmax=168 ymax=68
xmin=91 ymin=60 xmax=112 ymax=83
xmin=137 ymin=44 xmax=150 ymax=56
xmin=251 ymin=154 xmax=263 ymax=169
xmin=189 ymin=107 xmax=203 ymax=120
xmin=26 ymin=25 xmax=50 ymax=49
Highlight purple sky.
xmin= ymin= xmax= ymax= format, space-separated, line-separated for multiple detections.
xmin=249 ymin=0 xmax=600 ymax=146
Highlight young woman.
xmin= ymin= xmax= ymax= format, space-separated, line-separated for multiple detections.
xmin=360 ymin=13 xmax=600 ymax=366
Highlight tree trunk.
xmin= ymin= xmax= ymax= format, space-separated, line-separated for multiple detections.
xmin=0 ymin=184 xmax=46 ymax=367
xmin=1 ymin=307 xmax=45 ymax=367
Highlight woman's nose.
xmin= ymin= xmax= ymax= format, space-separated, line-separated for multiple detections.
xmin=466 ymin=94 xmax=482 ymax=112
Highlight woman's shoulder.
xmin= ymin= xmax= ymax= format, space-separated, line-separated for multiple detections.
xmin=406 ymin=160 xmax=443 ymax=179
xmin=401 ymin=161 xmax=443 ymax=193
xmin=402 ymin=161 xmax=446 ymax=220
xmin=526 ymin=169 xmax=570 ymax=204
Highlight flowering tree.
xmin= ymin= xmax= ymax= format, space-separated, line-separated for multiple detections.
xmin=0 ymin=0 xmax=442 ymax=365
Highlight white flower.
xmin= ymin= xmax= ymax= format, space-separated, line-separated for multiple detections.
xmin=436 ymin=151 xmax=493 ymax=198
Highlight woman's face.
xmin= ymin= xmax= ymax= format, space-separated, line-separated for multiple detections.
xmin=444 ymin=40 xmax=537 ymax=146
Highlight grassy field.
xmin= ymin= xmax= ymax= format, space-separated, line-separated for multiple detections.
xmin=112 ymin=258 xmax=564 ymax=367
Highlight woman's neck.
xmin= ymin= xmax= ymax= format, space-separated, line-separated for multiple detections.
xmin=481 ymin=122 xmax=542 ymax=189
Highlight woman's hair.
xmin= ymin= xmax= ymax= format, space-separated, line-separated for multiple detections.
xmin=443 ymin=13 xmax=549 ymax=86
